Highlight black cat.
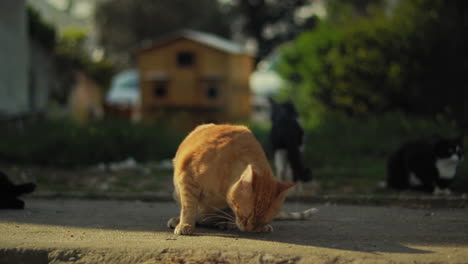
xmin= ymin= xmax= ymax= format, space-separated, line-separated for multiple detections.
xmin=268 ymin=98 xmax=311 ymax=188
xmin=386 ymin=136 xmax=463 ymax=195
xmin=0 ymin=171 xmax=36 ymax=209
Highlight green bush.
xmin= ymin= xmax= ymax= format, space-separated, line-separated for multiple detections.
xmin=279 ymin=0 xmax=468 ymax=128
xmin=0 ymin=120 xmax=183 ymax=167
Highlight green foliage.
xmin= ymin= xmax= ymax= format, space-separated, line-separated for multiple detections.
xmin=228 ymin=0 xmax=318 ymax=61
xmin=325 ymin=0 xmax=386 ymax=25
xmin=277 ymin=23 xmax=340 ymax=128
xmin=55 ymin=28 xmax=87 ymax=68
xmin=55 ymin=28 xmax=115 ymax=91
xmin=0 ymin=120 xmax=183 ymax=167
xmin=279 ymin=0 xmax=468 ymax=128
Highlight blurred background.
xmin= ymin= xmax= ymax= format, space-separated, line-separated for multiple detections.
xmin=1 ymin=0 xmax=467 ymax=195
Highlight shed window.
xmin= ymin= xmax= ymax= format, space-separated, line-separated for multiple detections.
xmin=203 ymin=80 xmax=221 ymax=100
xmin=153 ymin=81 xmax=168 ymax=98
xmin=177 ymin=52 xmax=195 ymax=67
xmin=202 ymin=75 xmax=222 ymax=100
xmin=206 ymin=84 xmax=219 ymax=99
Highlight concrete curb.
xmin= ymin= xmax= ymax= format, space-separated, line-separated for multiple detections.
xmin=30 ymin=191 xmax=468 ymax=208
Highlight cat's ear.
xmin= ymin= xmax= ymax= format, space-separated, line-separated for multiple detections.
xmin=276 ymin=181 xmax=295 ymax=197
xmin=239 ymin=164 xmax=255 ymax=188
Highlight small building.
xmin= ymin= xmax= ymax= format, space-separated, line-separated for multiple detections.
xmin=137 ymin=30 xmax=254 ymax=132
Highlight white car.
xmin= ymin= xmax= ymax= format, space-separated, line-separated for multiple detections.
xmin=105 ymin=70 xmax=140 ymax=108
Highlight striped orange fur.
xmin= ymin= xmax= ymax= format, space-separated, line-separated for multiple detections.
xmin=168 ymin=124 xmax=297 ymax=235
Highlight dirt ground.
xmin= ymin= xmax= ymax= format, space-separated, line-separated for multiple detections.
xmin=1 ymin=199 xmax=468 ymax=264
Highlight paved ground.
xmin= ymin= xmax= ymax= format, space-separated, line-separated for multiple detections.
xmin=1 ymin=198 xmax=468 ymax=264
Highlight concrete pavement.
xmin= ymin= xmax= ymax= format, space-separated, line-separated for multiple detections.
xmin=1 ymin=198 xmax=467 ymax=263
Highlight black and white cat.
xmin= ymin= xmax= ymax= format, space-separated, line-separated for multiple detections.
xmin=0 ymin=171 xmax=36 ymax=209
xmin=268 ymin=98 xmax=311 ymax=190
xmin=386 ymin=136 xmax=464 ymax=195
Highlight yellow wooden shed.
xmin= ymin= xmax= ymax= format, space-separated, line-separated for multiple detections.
xmin=137 ymin=29 xmax=254 ymax=132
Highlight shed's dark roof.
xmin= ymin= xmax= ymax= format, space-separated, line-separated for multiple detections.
xmin=139 ymin=29 xmax=254 ymax=56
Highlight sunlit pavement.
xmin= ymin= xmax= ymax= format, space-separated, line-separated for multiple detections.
xmin=1 ymin=199 xmax=467 ymax=264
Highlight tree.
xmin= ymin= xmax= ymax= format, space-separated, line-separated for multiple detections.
xmin=227 ymin=0 xmax=318 ymax=61
xmin=279 ymin=0 xmax=468 ymax=128
xmin=94 ymin=0 xmax=231 ymax=67
xmin=53 ymin=28 xmax=115 ymax=104
xmin=325 ymin=0 xmax=386 ymax=24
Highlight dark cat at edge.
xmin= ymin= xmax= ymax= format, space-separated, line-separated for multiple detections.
xmin=0 ymin=171 xmax=36 ymax=209
xmin=386 ymin=136 xmax=463 ymax=195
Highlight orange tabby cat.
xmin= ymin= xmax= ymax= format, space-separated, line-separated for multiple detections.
xmin=167 ymin=124 xmax=315 ymax=235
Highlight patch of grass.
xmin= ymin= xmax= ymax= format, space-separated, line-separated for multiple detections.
xmin=3 ymin=113 xmax=467 ymax=195
xmin=111 ymin=169 xmax=172 ymax=192
xmin=313 ymin=163 xmax=385 ymax=195
xmin=0 ymin=119 xmax=183 ymax=167
xmin=18 ymin=165 xmax=173 ymax=193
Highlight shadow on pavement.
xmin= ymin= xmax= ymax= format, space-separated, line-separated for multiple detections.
xmin=1 ymin=199 xmax=467 ymax=255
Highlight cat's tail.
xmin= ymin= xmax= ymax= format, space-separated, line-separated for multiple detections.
xmin=274 ymin=208 xmax=318 ymax=221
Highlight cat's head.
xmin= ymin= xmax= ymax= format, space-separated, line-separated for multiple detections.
xmin=227 ymin=164 xmax=294 ymax=232
xmin=434 ymin=136 xmax=464 ymax=162
xmin=268 ymin=97 xmax=299 ymax=123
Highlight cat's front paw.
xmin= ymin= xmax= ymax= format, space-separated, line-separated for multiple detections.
xmin=258 ymin=224 xmax=273 ymax=233
xmin=216 ymin=222 xmax=237 ymax=230
xmin=174 ymin=223 xmax=194 ymax=235
xmin=167 ymin=217 xmax=180 ymax=229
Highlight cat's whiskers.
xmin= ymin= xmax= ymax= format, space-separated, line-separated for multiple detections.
xmin=202 ymin=212 xmax=235 ymax=222
xmin=201 ymin=214 xmax=233 ymax=222
xmin=209 ymin=206 xmax=235 ymax=220
xmin=215 ymin=221 xmax=235 ymax=226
